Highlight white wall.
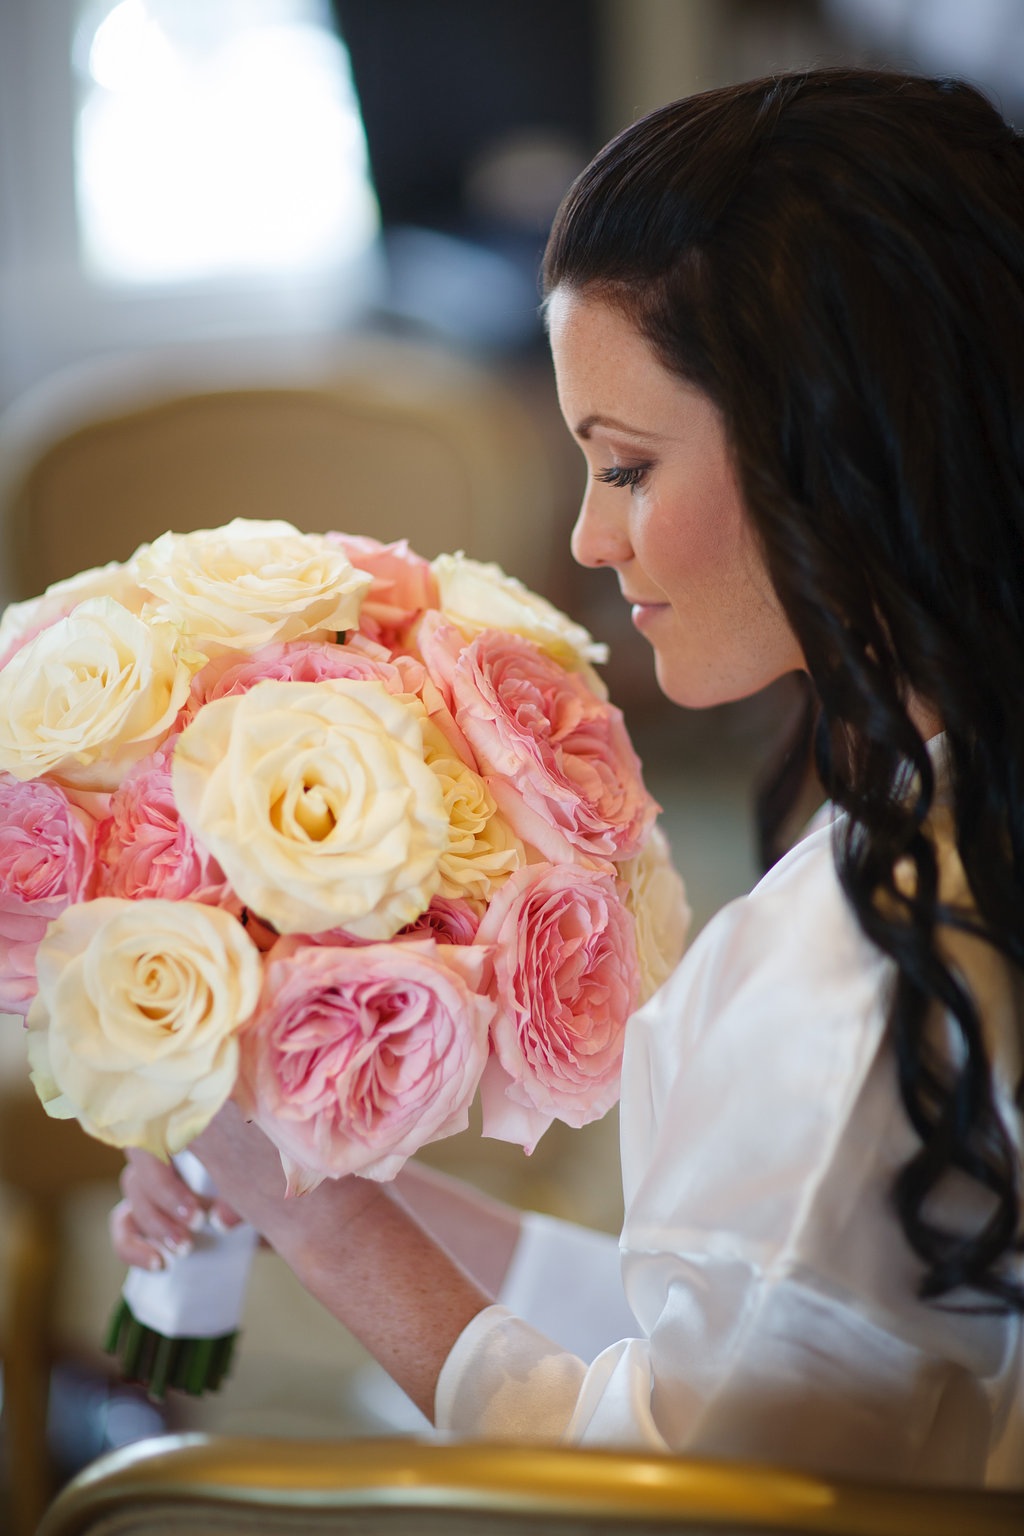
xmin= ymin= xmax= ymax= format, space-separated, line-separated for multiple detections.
xmin=0 ymin=0 xmax=382 ymax=413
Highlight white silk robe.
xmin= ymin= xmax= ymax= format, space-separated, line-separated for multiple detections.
xmin=437 ymin=799 xmax=1024 ymax=1486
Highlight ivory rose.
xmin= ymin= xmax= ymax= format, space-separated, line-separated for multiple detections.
xmin=619 ymin=825 xmax=692 ymax=1003
xmin=133 ymin=518 xmax=372 ymax=653
xmin=0 ymin=597 xmax=194 ymax=791
xmin=96 ymin=744 xmax=228 ymax=904
xmin=419 ymin=615 xmax=657 ymax=864
xmin=26 ymin=897 xmax=262 ymax=1156
xmin=0 ymin=775 xmax=101 ymax=1015
xmin=236 ymin=936 xmax=494 ymax=1187
xmin=432 ymin=551 xmax=608 ymax=670
xmin=476 ymin=861 xmax=640 ymax=1151
xmin=172 ymin=679 xmax=448 ymax=938
xmin=0 ymin=558 xmax=148 ymax=667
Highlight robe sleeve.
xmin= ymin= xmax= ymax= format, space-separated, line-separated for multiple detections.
xmin=436 ymin=813 xmax=1024 ymax=1485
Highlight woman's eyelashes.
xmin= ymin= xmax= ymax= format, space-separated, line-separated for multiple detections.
xmin=595 ymin=462 xmax=652 ymax=492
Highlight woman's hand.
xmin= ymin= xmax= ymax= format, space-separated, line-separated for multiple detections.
xmin=111 ymin=1104 xmax=494 ymax=1422
xmin=109 ymin=1144 xmax=245 ymax=1272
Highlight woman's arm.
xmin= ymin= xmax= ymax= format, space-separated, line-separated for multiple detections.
xmin=110 ymin=1110 xmax=526 ymax=1419
xmin=112 ymin=1141 xmax=523 ymax=1295
xmin=184 ymin=1102 xmax=493 ymax=1422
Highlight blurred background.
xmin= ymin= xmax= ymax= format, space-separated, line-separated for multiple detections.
xmin=1 ymin=1 xmax=1022 ymax=1529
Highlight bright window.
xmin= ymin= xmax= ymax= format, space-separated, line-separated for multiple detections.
xmin=73 ymin=0 xmax=379 ymax=286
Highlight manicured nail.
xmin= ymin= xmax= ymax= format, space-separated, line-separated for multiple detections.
xmin=165 ymin=1236 xmax=193 ymax=1258
xmin=186 ymin=1207 xmax=207 ymax=1232
xmin=209 ymin=1210 xmax=239 ymax=1234
xmin=146 ymin=1253 xmax=165 ymax=1272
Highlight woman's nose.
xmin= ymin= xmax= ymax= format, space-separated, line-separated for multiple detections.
xmin=570 ymin=485 xmax=630 ymax=570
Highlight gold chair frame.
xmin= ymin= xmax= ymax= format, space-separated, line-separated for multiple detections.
xmin=36 ymin=1432 xmax=1024 ymax=1536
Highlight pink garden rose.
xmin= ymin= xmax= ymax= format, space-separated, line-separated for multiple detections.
xmin=236 ymin=936 xmax=494 ymax=1188
xmin=397 ymin=894 xmax=482 ymax=945
xmin=95 ymin=744 xmax=229 ymax=905
xmin=418 ymin=614 xmax=657 ymax=864
xmin=475 ymin=861 xmax=640 ymax=1151
xmin=326 ymin=534 xmax=438 ymax=648
xmin=260 ymin=894 xmax=482 ymax=953
xmin=182 ymin=635 xmax=424 ymax=727
xmin=0 ymin=775 xmax=102 ymax=1014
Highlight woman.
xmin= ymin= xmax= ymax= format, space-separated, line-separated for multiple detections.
xmin=112 ymin=68 xmax=1024 ymax=1484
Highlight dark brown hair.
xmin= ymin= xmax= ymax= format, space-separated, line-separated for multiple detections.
xmin=545 ymin=69 xmax=1024 ymax=1307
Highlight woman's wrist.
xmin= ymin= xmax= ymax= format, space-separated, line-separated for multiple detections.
xmin=266 ymin=1176 xmax=391 ymax=1288
xmin=275 ymin=1179 xmax=492 ymax=1420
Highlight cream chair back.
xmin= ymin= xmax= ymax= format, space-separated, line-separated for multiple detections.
xmin=0 ymin=334 xmax=567 ymax=608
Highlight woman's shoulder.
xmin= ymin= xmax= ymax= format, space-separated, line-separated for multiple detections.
xmin=649 ymin=805 xmax=879 ymax=1025
xmin=618 ymin=804 xmax=900 ymax=1254
xmin=622 ymin=807 xmax=892 ymax=1139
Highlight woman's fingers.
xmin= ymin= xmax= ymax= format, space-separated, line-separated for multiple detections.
xmin=109 ymin=1198 xmax=169 ymax=1271
xmin=111 ymin=1146 xmax=249 ymax=1273
xmin=209 ymin=1198 xmax=244 ymax=1229
xmin=120 ymin=1148 xmax=206 ymax=1251
xmin=122 ymin=1146 xmax=196 ymax=1218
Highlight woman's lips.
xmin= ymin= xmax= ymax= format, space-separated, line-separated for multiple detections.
xmin=629 ymin=600 xmax=669 ymax=631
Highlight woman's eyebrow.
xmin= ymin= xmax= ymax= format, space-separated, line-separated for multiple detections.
xmin=575 ymin=413 xmax=664 ymax=442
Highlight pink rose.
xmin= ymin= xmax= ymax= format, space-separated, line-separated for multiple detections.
xmin=325 ymin=534 xmax=438 ymax=648
xmin=0 ymin=775 xmax=101 ymax=1014
xmin=397 ymin=895 xmax=482 ymax=945
xmin=476 ymin=862 xmax=640 ymax=1151
xmin=418 ymin=614 xmax=657 ymax=864
xmin=261 ymin=894 xmax=482 ymax=951
xmin=182 ymin=636 xmax=424 ymax=727
xmin=236 ymin=936 xmax=494 ymax=1187
xmin=96 ymin=744 xmax=229 ymax=904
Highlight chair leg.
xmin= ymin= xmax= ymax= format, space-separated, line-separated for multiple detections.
xmin=3 ymin=1197 xmax=59 ymax=1536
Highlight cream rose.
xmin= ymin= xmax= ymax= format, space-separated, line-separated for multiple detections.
xmin=431 ymin=552 xmax=609 ymax=673
xmin=172 ymin=679 xmax=448 ymax=938
xmin=0 ymin=558 xmax=148 ymax=666
xmin=420 ymin=718 xmax=524 ymax=902
xmin=0 ymin=597 xmax=194 ymax=791
xmin=619 ymin=825 xmax=691 ymax=1002
xmin=26 ymin=897 xmax=262 ymax=1156
xmin=134 ymin=517 xmax=372 ymax=652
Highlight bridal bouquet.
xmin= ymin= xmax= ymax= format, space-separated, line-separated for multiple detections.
xmin=0 ymin=518 xmax=689 ymax=1398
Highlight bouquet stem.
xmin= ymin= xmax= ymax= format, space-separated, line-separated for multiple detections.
xmin=105 ymin=1149 xmax=257 ymax=1401
xmin=104 ymin=1296 xmax=238 ymax=1400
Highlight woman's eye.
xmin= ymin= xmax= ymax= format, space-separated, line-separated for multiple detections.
xmin=595 ymin=463 xmax=650 ymax=491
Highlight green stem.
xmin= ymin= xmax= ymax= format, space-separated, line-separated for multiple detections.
xmin=104 ymin=1296 xmax=239 ymax=1401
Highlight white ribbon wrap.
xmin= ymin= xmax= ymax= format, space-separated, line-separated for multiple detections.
xmin=122 ymin=1149 xmax=259 ymax=1338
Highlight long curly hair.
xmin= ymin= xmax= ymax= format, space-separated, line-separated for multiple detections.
xmin=543 ymin=68 xmax=1024 ymax=1307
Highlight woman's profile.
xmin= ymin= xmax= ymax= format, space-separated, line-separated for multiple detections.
xmin=112 ymin=68 xmax=1024 ymax=1486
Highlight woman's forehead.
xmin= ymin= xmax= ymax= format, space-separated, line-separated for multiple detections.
xmin=548 ymin=289 xmax=709 ymax=439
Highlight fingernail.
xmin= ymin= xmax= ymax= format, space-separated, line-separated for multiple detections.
xmin=146 ymin=1253 xmax=165 ymax=1272
xmin=209 ymin=1210 xmax=239 ymax=1234
xmin=164 ymin=1236 xmax=193 ymax=1258
xmin=175 ymin=1202 xmax=197 ymax=1223
xmin=186 ymin=1207 xmax=207 ymax=1232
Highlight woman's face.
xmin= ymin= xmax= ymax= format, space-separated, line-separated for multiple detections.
xmin=548 ymin=287 xmax=805 ymax=709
